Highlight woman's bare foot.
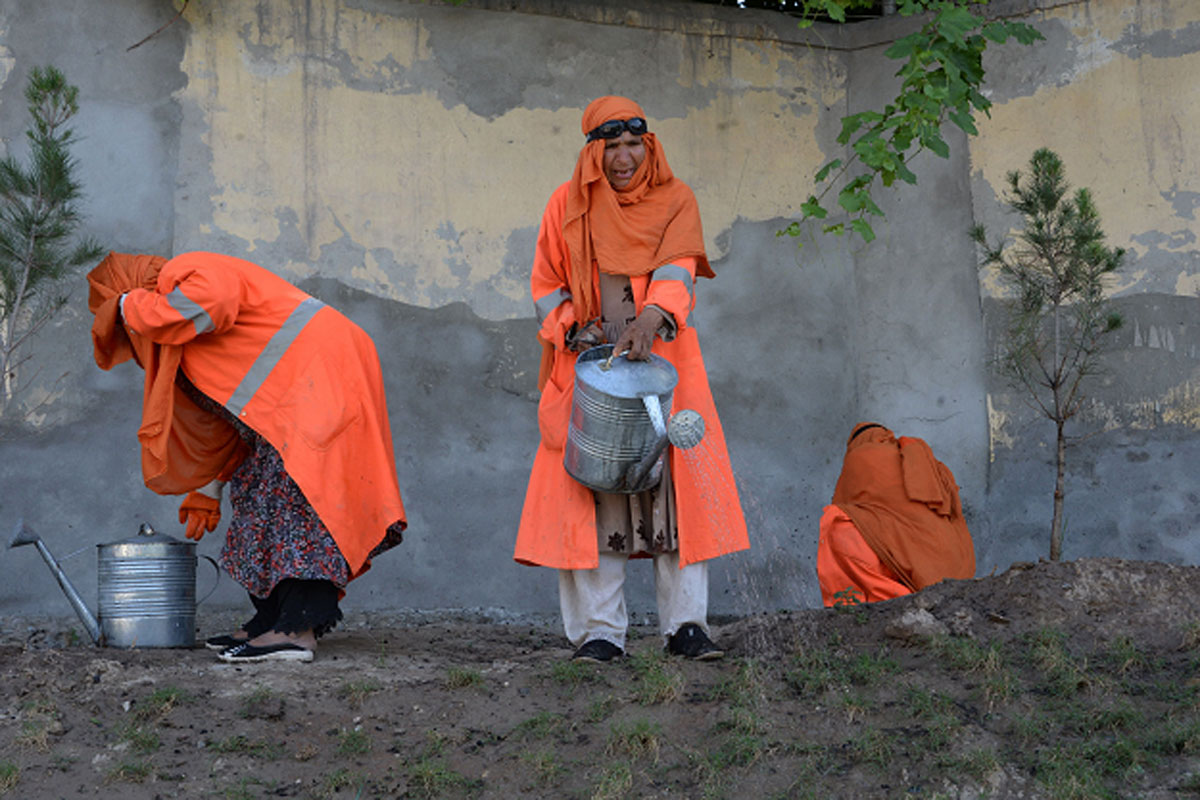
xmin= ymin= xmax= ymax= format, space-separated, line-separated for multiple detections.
xmin=248 ymin=629 xmax=317 ymax=651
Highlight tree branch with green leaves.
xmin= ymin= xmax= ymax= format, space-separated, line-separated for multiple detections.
xmin=781 ymin=0 xmax=1044 ymax=245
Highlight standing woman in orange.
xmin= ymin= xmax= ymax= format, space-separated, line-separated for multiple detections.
xmin=515 ymin=96 xmax=750 ymax=662
xmin=88 ymin=252 xmax=407 ymax=663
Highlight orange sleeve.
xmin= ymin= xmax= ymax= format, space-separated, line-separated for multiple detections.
xmin=122 ymin=255 xmax=241 ymax=345
xmin=531 ymin=183 xmax=579 ymax=350
xmin=643 ymin=255 xmax=698 ymax=332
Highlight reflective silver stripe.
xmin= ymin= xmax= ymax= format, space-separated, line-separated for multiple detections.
xmin=534 ymin=287 xmax=572 ymax=322
xmin=166 ymin=286 xmax=214 ymax=336
xmin=225 ymin=297 xmax=325 ymax=416
xmin=651 ymin=263 xmax=694 ymax=300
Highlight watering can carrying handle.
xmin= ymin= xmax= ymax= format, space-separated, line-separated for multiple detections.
xmin=197 ymin=554 xmax=222 ymax=605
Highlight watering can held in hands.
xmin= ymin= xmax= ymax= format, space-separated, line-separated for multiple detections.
xmin=8 ymin=519 xmax=218 ymax=648
xmin=564 ymin=345 xmax=706 ymax=494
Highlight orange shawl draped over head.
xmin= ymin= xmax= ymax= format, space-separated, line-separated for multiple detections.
xmin=87 ymin=252 xmax=247 ymax=495
xmin=831 ymin=422 xmax=975 ymax=592
xmin=562 ymin=95 xmax=714 ymax=324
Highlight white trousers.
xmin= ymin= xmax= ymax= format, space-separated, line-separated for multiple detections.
xmin=558 ymin=551 xmax=708 ymax=649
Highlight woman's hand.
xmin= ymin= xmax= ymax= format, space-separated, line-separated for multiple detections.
xmin=613 ymin=307 xmax=664 ymax=361
xmin=566 ymin=320 xmax=605 ymax=352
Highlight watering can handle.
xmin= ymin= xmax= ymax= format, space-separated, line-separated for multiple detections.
xmin=197 ymin=555 xmax=222 ymax=605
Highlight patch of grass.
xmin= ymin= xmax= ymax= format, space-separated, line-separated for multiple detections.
xmin=0 ymin=762 xmax=18 ymax=795
xmin=336 ymin=678 xmax=382 ymax=708
xmin=1105 ymin=636 xmax=1149 ymax=676
xmin=586 ymin=695 xmax=618 ymax=724
xmin=1182 ymin=621 xmax=1200 ymax=651
xmin=445 ymin=666 xmax=485 ymax=690
xmin=849 ymin=726 xmax=894 ymax=769
xmin=549 ymin=659 xmax=599 ymax=689
xmin=237 ymin=685 xmax=283 ymax=720
xmin=606 ymin=719 xmax=662 ymax=762
xmin=784 ymin=646 xmax=837 ymax=695
xmin=590 ymin=761 xmax=632 ymax=800
xmin=15 ymin=697 xmax=59 ymax=752
xmin=839 ymin=692 xmax=872 ymax=723
xmin=942 ymin=747 xmax=1000 ymax=782
xmin=1026 ymin=628 xmax=1091 ymax=696
xmin=512 ymin=711 xmax=570 ymax=741
xmin=106 ymin=759 xmax=154 ymax=783
xmin=846 ymin=648 xmax=900 ymax=686
xmin=336 ymin=728 xmax=371 ymax=756
xmin=209 ymin=734 xmax=282 ymax=760
xmin=518 ymin=749 xmax=565 ymax=786
xmin=118 ymin=723 xmax=161 ymax=755
xmin=407 ymin=758 xmax=477 ymax=799
xmin=133 ymin=685 xmax=191 ymax=722
xmin=221 ymin=776 xmax=272 ymax=800
xmin=709 ymin=732 xmax=767 ymax=769
xmin=1034 ymin=744 xmax=1119 ymax=800
xmin=904 ymin=687 xmax=961 ymax=751
xmin=629 ymin=650 xmax=683 ymax=705
xmin=314 ymin=768 xmax=364 ymax=799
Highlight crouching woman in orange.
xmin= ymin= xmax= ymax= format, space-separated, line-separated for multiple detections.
xmin=87 ymin=252 xmax=406 ymax=663
xmin=817 ymin=422 xmax=975 ymax=606
xmin=514 ymin=95 xmax=750 ymax=663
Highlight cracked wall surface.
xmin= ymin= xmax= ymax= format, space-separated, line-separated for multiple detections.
xmin=0 ymin=0 xmax=1198 ymax=623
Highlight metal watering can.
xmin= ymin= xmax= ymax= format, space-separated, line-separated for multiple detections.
xmin=8 ymin=519 xmax=218 ymax=648
xmin=564 ymin=344 xmax=706 ymax=493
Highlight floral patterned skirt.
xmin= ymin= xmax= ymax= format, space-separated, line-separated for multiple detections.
xmin=180 ymin=378 xmax=401 ymax=598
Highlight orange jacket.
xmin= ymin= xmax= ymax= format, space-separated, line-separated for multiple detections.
xmin=116 ymin=252 xmax=406 ymax=578
xmin=828 ymin=423 xmax=974 ymax=592
xmin=514 ymin=183 xmax=749 ymax=569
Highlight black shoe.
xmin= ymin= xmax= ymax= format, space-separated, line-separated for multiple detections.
xmin=571 ymin=639 xmax=624 ymax=663
xmin=667 ymin=623 xmax=724 ymax=660
xmin=218 ymin=642 xmax=314 ymax=663
xmin=204 ymin=634 xmax=248 ymax=651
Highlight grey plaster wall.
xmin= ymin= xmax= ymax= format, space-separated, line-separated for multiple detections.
xmin=1 ymin=0 xmax=1197 ymax=635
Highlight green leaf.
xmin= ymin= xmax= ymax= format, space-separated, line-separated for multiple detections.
xmin=814 ymin=158 xmax=843 ymax=183
xmin=851 ymin=218 xmax=877 ymax=242
xmin=823 ymin=222 xmax=846 ymax=236
xmin=801 ymin=197 xmax=828 ymax=220
xmin=949 ymin=108 xmax=978 ymax=135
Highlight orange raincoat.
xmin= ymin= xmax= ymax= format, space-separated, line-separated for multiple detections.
xmin=514 ymin=96 xmax=749 ymax=570
xmin=817 ymin=423 xmax=975 ymax=606
xmin=87 ymin=251 xmax=406 ymax=579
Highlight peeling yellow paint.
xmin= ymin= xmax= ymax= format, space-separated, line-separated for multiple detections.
xmin=972 ymin=2 xmax=1200 ymax=299
xmin=986 ymin=393 xmax=1012 ymax=460
xmin=178 ymin=0 xmax=830 ymax=315
xmin=1161 ymin=381 xmax=1200 ymax=429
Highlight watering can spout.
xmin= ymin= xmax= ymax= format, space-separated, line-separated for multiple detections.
xmin=8 ymin=519 xmax=104 ymax=645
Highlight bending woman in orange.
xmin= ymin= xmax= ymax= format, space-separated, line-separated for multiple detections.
xmin=817 ymin=422 xmax=975 ymax=606
xmin=88 ymin=252 xmax=406 ymax=662
xmin=515 ymin=96 xmax=750 ymax=662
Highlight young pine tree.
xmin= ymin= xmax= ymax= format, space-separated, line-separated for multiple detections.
xmin=0 ymin=65 xmax=102 ymax=417
xmin=971 ymin=148 xmax=1124 ymax=562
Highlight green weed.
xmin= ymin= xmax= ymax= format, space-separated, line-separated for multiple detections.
xmin=106 ymin=759 xmax=153 ymax=783
xmin=586 ymin=695 xmax=618 ymax=724
xmin=118 ymin=723 xmax=161 ymax=755
xmin=513 ymin=711 xmax=570 ymax=741
xmin=590 ymin=761 xmax=632 ymax=800
xmin=550 ymin=659 xmax=599 ymax=689
xmin=850 ymin=727 xmax=894 ymax=769
xmin=629 ymin=650 xmax=683 ymax=705
xmin=407 ymin=758 xmax=476 ymax=799
xmin=709 ymin=732 xmax=766 ymax=769
xmin=606 ymin=719 xmax=662 ymax=762
xmin=0 ymin=763 xmax=18 ymax=795
xmin=134 ymin=686 xmax=191 ymax=722
xmin=336 ymin=678 xmax=382 ymax=708
xmin=337 ymin=728 xmax=371 ymax=755
xmin=209 ymin=734 xmax=282 ymax=760
xmin=445 ymin=666 xmax=485 ymax=690
xmin=314 ymin=768 xmax=365 ymax=799
xmin=519 ymin=749 xmax=565 ymax=785
xmin=237 ymin=685 xmax=283 ymax=720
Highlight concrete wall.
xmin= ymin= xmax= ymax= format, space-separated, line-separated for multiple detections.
xmin=0 ymin=0 xmax=1196 ymax=628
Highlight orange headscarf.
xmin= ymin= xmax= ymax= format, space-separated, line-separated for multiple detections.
xmin=562 ymin=96 xmax=713 ymax=324
xmin=86 ymin=252 xmax=246 ymax=494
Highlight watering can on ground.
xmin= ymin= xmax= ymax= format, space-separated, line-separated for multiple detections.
xmin=564 ymin=344 xmax=706 ymax=494
xmin=8 ymin=519 xmax=218 ymax=648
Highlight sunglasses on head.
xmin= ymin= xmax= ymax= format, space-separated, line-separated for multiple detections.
xmin=585 ymin=117 xmax=649 ymax=142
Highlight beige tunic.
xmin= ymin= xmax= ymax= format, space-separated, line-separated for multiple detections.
xmin=594 ymin=272 xmax=679 ymax=556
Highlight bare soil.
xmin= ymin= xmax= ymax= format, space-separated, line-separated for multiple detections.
xmin=4 ymin=557 xmax=1200 ymax=799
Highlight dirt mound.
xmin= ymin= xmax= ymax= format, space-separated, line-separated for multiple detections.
xmin=3 ymin=557 xmax=1200 ymax=799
